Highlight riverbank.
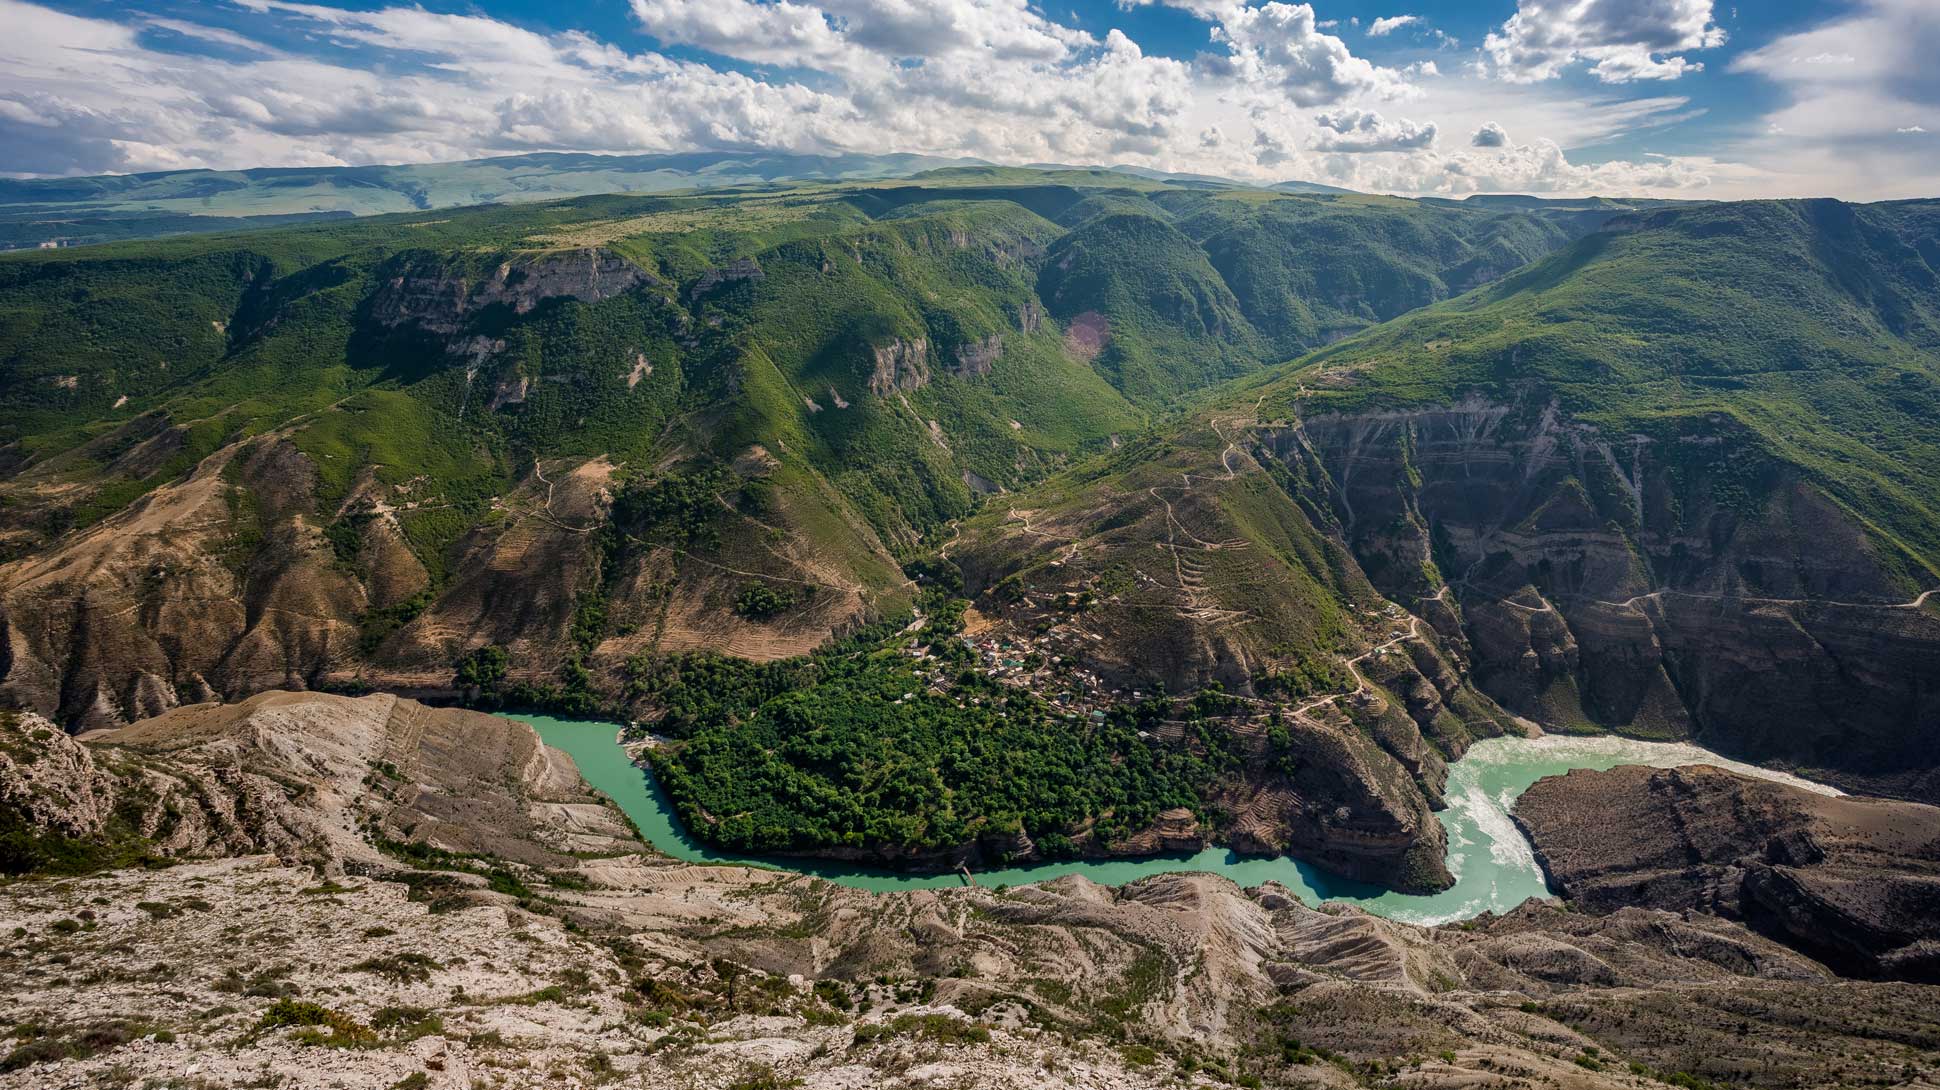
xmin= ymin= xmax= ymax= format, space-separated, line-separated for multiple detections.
xmin=517 ymin=712 xmax=1840 ymax=925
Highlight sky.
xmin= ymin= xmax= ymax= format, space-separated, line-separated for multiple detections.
xmin=1 ymin=0 xmax=1934 ymax=200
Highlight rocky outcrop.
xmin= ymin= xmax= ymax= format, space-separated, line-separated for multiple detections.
xmin=1014 ymin=297 xmax=1043 ymax=335
xmin=867 ymin=337 xmax=931 ymax=395
xmin=1105 ymin=806 xmax=1204 ymax=855
xmin=1222 ymin=711 xmax=1454 ymax=893
xmin=1515 ymin=764 xmax=1940 ymax=981
xmin=688 ymin=256 xmax=763 ymax=300
xmin=0 ymin=709 xmax=117 ymax=840
xmin=952 ymin=334 xmax=1003 ymax=377
xmin=344 ymin=247 xmax=666 ymax=421
xmin=368 ymin=248 xmax=653 ymax=337
xmin=60 ymin=691 xmax=636 ymax=868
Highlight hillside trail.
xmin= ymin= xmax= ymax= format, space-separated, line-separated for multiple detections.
xmin=973 ymin=396 xmax=1269 ymax=621
xmin=981 ymin=392 xmax=1438 ymax=718
xmin=1288 ymin=615 xmax=1424 ymax=721
xmin=1192 ymin=612 xmax=1427 ymax=720
xmin=1596 ymin=586 xmax=1940 ymax=612
xmin=1005 ymin=506 xmax=1084 ymax=564
xmin=530 ymin=460 xmax=595 ymax=535
xmin=622 ymin=533 xmax=847 ymax=591
xmin=1140 ymin=399 xmax=1272 ymax=623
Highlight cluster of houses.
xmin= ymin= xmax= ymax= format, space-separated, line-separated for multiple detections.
xmin=895 ymin=620 xmax=1153 ymax=725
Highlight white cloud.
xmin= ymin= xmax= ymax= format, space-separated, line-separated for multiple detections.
xmin=1729 ymin=0 xmax=1940 ymax=198
xmin=1899 ymin=125 xmax=1929 ymax=134
xmin=1315 ymin=139 xmax=1711 ymax=197
xmin=629 ymin=0 xmax=873 ymax=74
xmin=0 ymin=0 xmax=1771 ymax=200
xmin=1311 ymin=109 xmax=1436 ymax=152
xmin=1485 ymin=0 xmax=1725 ymax=83
xmin=1471 ymin=121 xmax=1510 ymax=147
xmin=138 ymin=16 xmax=279 ymax=54
xmin=1204 ymin=2 xmax=1414 ymax=107
xmin=1367 ymin=15 xmax=1420 ymax=37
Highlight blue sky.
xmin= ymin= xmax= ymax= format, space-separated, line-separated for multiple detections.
xmin=4 ymin=0 xmax=1935 ymax=198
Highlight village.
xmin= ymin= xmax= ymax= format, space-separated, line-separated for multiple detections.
xmin=890 ymin=583 xmax=1423 ymax=740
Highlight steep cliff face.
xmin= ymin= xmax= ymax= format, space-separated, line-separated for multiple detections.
xmin=366 ymin=248 xmax=658 ymax=337
xmin=866 ymin=337 xmax=931 ymax=395
xmin=1516 ymin=764 xmax=1940 ymax=981
xmin=1286 ymin=399 xmax=1940 ymax=799
xmin=0 ymin=691 xmax=632 ymax=873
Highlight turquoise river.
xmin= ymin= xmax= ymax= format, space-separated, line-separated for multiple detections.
xmin=517 ymin=714 xmax=1839 ymax=926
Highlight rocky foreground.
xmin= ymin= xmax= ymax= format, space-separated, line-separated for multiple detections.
xmin=1 ymin=694 xmax=1937 ymax=1089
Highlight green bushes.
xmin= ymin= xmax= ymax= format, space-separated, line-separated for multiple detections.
xmin=1252 ymin=657 xmax=1350 ymax=700
xmin=351 ymin=953 xmax=441 ymax=983
xmin=646 ymin=607 xmax=1224 ymax=858
xmin=0 ymin=1020 xmax=153 ymax=1071
xmin=257 ymin=999 xmax=376 ymax=1047
xmin=454 ymin=645 xmax=509 ymax=699
xmin=852 ymin=1014 xmax=990 ymax=1047
xmin=733 ymin=582 xmax=797 ymax=620
xmin=612 ymin=468 xmax=731 ymax=549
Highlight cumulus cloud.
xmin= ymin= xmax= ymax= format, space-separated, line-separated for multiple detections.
xmin=1315 ymin=138 xmax=1709 ymax=197
xmin=1252 ymin=126 xmax=1297 ymax=167
xmin=0 ymin=0 xmax=1739 ymax=200
xmin=629 ymin=0 xmax=873 ymax=74
xmin=1203 ymin=2 xmax=1414 ymax=106
xmin=1471 ymin=121 xmax=1510 ymax=147
xmin=1366 ymin=15 xmax=1420 ymax=37
xmin=1311 ymin=110 xmax=1437 ymax=152
xmin=630 ymin=0 xmax=1089 ymax=75
xmin=1485 ymin=0 xmax=1725 ymax=83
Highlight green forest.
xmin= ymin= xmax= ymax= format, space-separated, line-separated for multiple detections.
xmin=641 ymin=599 xmax=1235 ymax=860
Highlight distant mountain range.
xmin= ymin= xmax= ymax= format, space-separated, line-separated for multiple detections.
xmin=0 ymin=151 xmax=985 ymax=249
xmin=3 ymin=149 xmax=1679 ymax=252
xmin=2 ymin=151 xmax=1392 ymax=251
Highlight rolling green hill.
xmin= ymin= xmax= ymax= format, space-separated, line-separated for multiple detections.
xmin=1273 ymin=197 xmax=1940 ymax=576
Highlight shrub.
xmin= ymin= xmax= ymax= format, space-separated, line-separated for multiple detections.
xmin=257 ymin=999 xmax=375 ymax=1048
xmin=351 ymin=953 xmax=440 ymax=983
xmin=733 ymin=582 xmax=796 ymax=620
